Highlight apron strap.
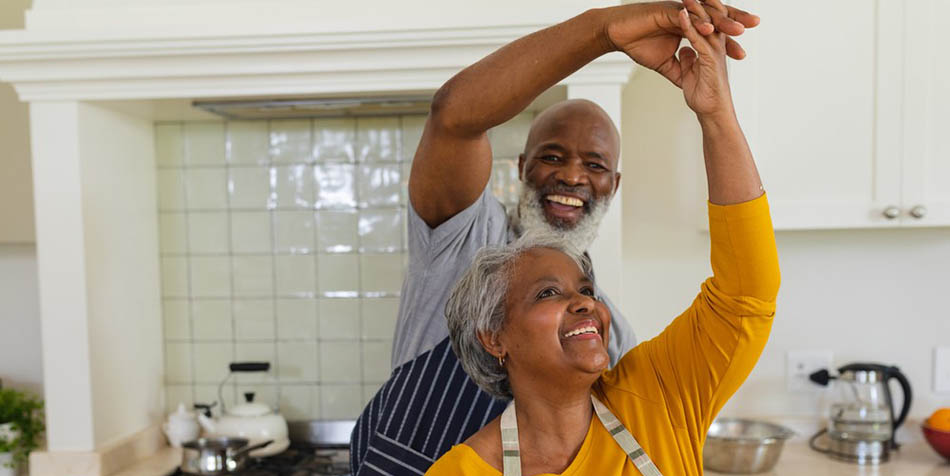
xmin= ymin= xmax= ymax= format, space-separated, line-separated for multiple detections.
xmin=500 ymin=399 xmax=522 ymax=476
xmin=591 ymin=395 xmax=664 ymax=476
xmin=498 ymin=395 xmax=663 ymax=476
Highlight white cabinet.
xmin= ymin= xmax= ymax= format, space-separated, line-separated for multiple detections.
xmin=901 ymin=0 xmax=950 ymax=227
xmin=729 ymin=0 xmax=950 ymax=229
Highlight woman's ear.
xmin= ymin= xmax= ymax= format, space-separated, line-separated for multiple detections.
xmin=476 ymin=329 xmax=504 ymax=359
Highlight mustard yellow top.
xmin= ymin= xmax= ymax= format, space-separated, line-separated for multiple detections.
xmin=425 ymin=193 xmax=781 ymax=476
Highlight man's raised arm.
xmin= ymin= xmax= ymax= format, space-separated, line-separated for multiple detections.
xmin=408 ymin=1 xmax=757 ymax=228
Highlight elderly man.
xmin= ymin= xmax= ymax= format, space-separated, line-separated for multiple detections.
xmin=351 ymin=1 xmax=758 ymax=474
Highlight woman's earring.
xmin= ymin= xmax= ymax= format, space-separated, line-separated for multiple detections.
xmin=498 ymin=354 xmax=507 ymax=367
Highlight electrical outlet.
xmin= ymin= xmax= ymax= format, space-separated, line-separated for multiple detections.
xmin=935 ymin=347 xmax=950 ymax=393
xmin=786 ymin=350 xmax=833 ymax=392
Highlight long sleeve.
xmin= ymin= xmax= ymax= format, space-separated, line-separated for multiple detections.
xmin=599 ymin=192 xmax=780 ymax=467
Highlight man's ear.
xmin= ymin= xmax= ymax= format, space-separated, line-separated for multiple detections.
xmin=518 ymin=154 xmax=526 ymax=181
xmin=611 ymin=171 xmax=622 ymax=198
xmin=476 ymin=329 xmax=504 ymax=359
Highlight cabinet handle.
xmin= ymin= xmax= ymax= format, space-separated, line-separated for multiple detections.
xmin=910 ymin=205 xmax=927 ymax=219
xmin=883 ymin=206 xmax=900 ymax=219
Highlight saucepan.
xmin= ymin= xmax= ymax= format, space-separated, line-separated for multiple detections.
xmin=179 ymin=437 xmax=273 ymax=475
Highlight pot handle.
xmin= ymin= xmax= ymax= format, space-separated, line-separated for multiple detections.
xmin=232 ymin=439 xmax=274 ymax=459
xmin=218 ymin=362 xmax=279 ymax=414
xmin=230 ymin=362 xmax=270 ymax=372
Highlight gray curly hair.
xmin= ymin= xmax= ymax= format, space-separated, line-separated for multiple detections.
xmin=445 ymin=232 xmax=593 ymax=399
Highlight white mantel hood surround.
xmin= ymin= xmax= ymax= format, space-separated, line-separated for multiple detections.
xmin=0 ymin=1 xmax=634 ymax=474
xmin=0 ymin=0 xmax=634 ymax=102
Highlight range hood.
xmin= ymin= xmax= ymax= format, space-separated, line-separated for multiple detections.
xmin=193 ymin=95 xmax=433 ymax=120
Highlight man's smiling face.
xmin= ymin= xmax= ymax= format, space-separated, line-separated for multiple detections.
xmin=518 ymin=99 xmax=622 ymax=230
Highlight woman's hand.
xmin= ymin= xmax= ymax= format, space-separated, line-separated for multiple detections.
xmin=674 ymin=1 xmax=735 ymax=119
xmin=604 ymin=0 xmax=759 ymax=90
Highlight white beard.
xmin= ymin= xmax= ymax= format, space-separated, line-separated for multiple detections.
xmin=510 ymin=182 xmax=610 ymax=255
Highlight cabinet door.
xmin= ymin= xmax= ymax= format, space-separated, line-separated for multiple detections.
xmin=901 ymin=0 xmax=950 ymax=227
xmin=729 ymin=0 xmax=901 ymax=229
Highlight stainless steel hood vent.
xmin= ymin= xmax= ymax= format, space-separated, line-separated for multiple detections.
xmin=193 ymin=95 xmax=432 ymax=120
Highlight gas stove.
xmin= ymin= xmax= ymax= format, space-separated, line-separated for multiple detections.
xmin=172 ymin=421 xmax=353 ymax=476
xmin=172 ymin=446 xmax=351 ymax=476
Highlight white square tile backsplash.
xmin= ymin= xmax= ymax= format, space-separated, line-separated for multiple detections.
xmin=233 ymin=300 xmax=276 ymax=340
xmin=160 ymin=257 xmax=189 ymax=298
xmin=158 ymin=112 xmax=531 ymax=419
xmin=159 ymin=213 xmax=187 ymax=254
xmin=191 ymin=300 xmax=233 ymax=340
xmin=157 ymin=169 xmax=186 ymax=211
xmin=273 ymin=165 xmax=315 ymax=209
xmin=228 ymin=121 xmax=270 ymax=165
xmin=228 ymin=167 xmax=272 ymax=209
xmin=230 ymin=212 xmax=273 ymax=253
xmin=273 ymin=210 xmax=315 ymax=253
xmin=321 ymin=384 xmax=362 ymax=418
xmin=187 ymin=212 xmax=230 ymax=254
xmin=185 ymin=122 xmax=227 ymax=166
xmin=163 ymin=299 xmax=190 ymax=340
xmin=279 ymin=384 xmax=315 ymax=420
xmin=185 ymin=169 xmax=229 ymax=210
xmin=231 ymin=256 xmax=275 ymax=297
xmin=317 ymin=299 xmax=360 ymax=340
xmin=270 ymin=120 xmax=312 ymax=164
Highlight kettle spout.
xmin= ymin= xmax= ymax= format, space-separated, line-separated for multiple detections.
xmin=197 ymin=413 xmax=216 ymax=434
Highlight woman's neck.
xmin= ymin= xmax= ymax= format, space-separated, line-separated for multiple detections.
xmin=509 ymin=383 xmax=594 ymax=473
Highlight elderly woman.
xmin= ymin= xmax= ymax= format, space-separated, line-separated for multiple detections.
xmin=425 ymin=6 xmax=779 ymax=476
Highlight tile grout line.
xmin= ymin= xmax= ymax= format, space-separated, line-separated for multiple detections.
xmin=223 ymin=121 xmax=240 ymax=408
xmin=355 ymin=117 xmax=365 ymax=419
xmin=267 ymin=119 xmax=283 ymax=411
xmin=179 ymin=122 xmax=198 ymax=408
xmin=309 ymin=117 xmax=321 ymax=419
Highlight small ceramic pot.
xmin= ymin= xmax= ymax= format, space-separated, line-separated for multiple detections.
xmin=0 ymin=423 xmax=19 ymax=476
xmin=0 ymin=452 xmax=14 ymax=476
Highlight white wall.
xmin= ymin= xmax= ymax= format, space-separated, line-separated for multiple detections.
xmin=621 ymin=68 xmax=950 ymax=423
xmin=0 ymin=0 xmax=41 ymax=399
xmin=0 ymin=0 xmax=33 ymax=244
xmin=27 ymin=101 xmax=164 ymax=451
xmin=79 ymin=103 xmax=164 ymax=447
xmin=0 ymin=245 xmax=42 ymax=395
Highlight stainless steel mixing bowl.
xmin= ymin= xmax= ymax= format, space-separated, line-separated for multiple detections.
xmin=703 ymin=418 xmax=795 ymax=474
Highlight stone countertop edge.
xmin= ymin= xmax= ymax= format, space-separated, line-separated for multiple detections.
xmin=708 ymin=442 xmax=950 ymax=475
xmin=103 ymin=440 xmax=950 ymax=475
xmin=108 ymin=446 xmax=181 ymax=476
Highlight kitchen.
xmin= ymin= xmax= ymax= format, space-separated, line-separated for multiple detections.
xmin=0 ymin=0 xmax=949 ymax=475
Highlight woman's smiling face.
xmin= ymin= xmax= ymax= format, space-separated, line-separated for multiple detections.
xmin=483 ymin=247 xmax=611 ymax=392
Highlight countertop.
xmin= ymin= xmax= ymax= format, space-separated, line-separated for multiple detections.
xmin=709 ymin=442 xmax=950 ymax=475
xmin=110 ymin=446 xmax=181 ymax=476
xmin=113 ymin=441 xmax=950 ymax=476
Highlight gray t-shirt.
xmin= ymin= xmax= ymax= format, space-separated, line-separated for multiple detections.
xmin=391 ymin=188 xmax=637 ymax=369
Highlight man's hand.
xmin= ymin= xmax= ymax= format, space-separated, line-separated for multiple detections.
xmin=604 ymin=0 xmax=759 ymax=88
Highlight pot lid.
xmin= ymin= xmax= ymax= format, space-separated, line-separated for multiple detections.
xmin=229 ymin=402 xmax=272 ymax=417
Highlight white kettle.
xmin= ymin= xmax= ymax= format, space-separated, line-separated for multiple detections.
xmin=196 ymin=362 xmax=290 ymax=457
xmin=162 ymin=402 xmax=200 ymax=447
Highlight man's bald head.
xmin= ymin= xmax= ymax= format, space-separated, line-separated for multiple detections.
xmin=523 ymin=99 xmax=621 ymax=164
xmin=515 ymin=98 xmax=622 ymax=235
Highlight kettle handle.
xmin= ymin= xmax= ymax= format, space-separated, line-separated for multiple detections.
xmin=887 ymin=366 xmax=912 ymax=430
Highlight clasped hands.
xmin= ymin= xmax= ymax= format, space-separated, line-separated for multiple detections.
xmin=604 ymin=0 xmax=759 ymax=120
